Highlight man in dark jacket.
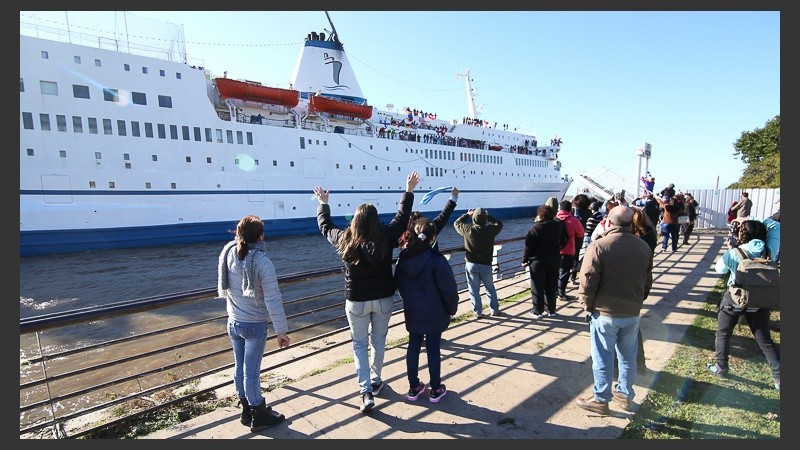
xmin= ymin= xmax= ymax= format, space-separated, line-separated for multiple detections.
xmin=641 ymin=194 xmax=661 ymax=229
xmin=681 ymin=193 xmax=699 ymax=245
xmin=454 ymin=208 xmax=503 ymax=318
xmin=575 ymin=205 xmax=653 ymax=416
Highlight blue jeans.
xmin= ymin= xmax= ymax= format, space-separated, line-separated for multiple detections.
xmin=227 ymin=319 xmax=268 ymax=406
xmin=406 ymin=332 xmax=443 ymax=391
xmin=465 ymin=261 xmax=499 ymax=313
xmin=660 ymin=223 xmax=679 ymax=251
xmin=588 ymin=312 xmax=639 ymax=402
xmin=345 ymin=297 xmax=394 ymax=394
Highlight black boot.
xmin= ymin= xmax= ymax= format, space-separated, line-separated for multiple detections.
xmin=249 ymin=399 xmax=285 ymax=432
xmin=238 ymin=397 xmax=251 ymax=426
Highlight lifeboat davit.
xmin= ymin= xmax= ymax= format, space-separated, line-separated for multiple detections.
xmin=309 ymin=95 xmax=373 ymax=120
xmin=489 ymin=144 xmax=504 ymax=151
xmin=214 ymin=78 xmax=300 ymax=108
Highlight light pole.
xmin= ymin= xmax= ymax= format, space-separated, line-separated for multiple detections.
xmin=636 ymin=142 xmax=652 ymax=198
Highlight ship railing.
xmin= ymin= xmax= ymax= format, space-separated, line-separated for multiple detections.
xmin=215 ymin=110 xmax=232 ymax=122
xmin=217 ymin=110 xmax=297 ymax=129
xmin=19 ymin=237 xmax=531 ymax=439
xmin=20 ymin=19 xmax=189 ymax=64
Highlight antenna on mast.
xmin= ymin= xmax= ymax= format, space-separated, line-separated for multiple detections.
xmin=324 ymin=11 xmax=341 ymax=44
xmin=456 ymin=69 xmax=478 ymax=119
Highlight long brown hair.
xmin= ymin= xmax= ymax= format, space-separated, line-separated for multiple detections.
xmin=336 ymin=203 xmax=384 ymax=263
xmin=235 ymin=215 xmax=264 ymax=260
xmin=630 ymin=208 xmax=653 ymax=238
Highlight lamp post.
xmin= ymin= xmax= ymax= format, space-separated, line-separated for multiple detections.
xmin=636 ymin=142 xmax=652 ymax=198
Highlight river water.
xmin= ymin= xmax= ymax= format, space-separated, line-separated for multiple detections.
xmin=19 ymin=216 xmax=536 ymax=320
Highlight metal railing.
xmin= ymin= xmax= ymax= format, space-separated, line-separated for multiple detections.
xmin=20 ymin=237 xmax=530 ymax=438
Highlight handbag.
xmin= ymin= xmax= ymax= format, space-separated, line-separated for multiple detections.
xmin=677 ymin=215 xmax=690 ymax=224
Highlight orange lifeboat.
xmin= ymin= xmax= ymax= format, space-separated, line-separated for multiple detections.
xmin=214 ymin=78 xmax=300 ymax=108
xmin=309 ymin=95 xmax=373 ymax=120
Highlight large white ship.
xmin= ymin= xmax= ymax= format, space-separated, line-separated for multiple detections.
xmin=20 ymin=12 xmax=571 ymax=257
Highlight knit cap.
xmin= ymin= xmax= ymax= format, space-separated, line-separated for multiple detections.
xmin=472 ymin=208 xmax=488 ymax=225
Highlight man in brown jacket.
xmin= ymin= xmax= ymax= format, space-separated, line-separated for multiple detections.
xmin=575 ymin=205 xmax=653 ymax=416
xmin=729 ymin=192 xmax=753 ymax=219
xmin=656 ymin=195 xmax=681 ymax=252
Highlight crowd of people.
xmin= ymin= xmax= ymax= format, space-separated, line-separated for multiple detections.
xmin=216 ymin=173 xmax=780 ymax=431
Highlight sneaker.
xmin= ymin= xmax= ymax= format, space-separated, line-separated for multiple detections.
xmin=473 ymin=312 xmax=483 ymax=319
xmin=360 ymin=392 xmax=375 ymax=413
xmin=406 ymin=382 xmax=426 ymax=401
xmin=571 ymin=279 xmax=579 ymax=286
xmin=558 ymin=294 xmax=576 ymax=301
xmin=612 ymin=391 xmax=632 ymax=411
xmin=774 ymin=379 xmax=780 ymax=391
xmin=575 ymin=396 xmax=610 ymax=415
xmin=429 ymin=384 xmax=447 ymax=403
xmin=371 ymin=380 xmax=384 ymax=396
xmin=547 ymin=311 xmax=558 ymax=318
xmin=528 ymin=311 xmax=543 ymax=319
xmin=706 ymin=362 xmax=727 ymax=377
xmin=488 ymin=309 xmax=501 ymax=316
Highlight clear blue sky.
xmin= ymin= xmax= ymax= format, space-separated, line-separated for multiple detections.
xmin=21 ymin=11 xmax=779 ymax=192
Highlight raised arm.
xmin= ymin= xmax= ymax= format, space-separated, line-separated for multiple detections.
xmin=313 ymin=186 xmax=329 ymax=205
xmin=406 ymin=171 xmax=420 ymax=192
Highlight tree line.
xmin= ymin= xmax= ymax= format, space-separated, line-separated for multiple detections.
xmin=730 ymin=115 xmax=780 ymax=189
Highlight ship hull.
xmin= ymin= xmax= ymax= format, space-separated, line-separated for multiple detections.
xmin=20 ymin=205 xmax=542 ymax=256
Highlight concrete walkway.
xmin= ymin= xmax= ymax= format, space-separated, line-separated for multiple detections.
xmin=144 ymin=230 xmax=727 ymax=439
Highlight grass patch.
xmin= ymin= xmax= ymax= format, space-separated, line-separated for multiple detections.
xmin=621 ymin=279 xmax=781 ymax=439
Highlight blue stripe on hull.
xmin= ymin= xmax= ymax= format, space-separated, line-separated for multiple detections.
xmin=20 ymin=205 xmax=537 ymax=257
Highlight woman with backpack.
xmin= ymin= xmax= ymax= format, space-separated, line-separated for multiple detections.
xmin=708 ymin=220 xmax=780 ymax=391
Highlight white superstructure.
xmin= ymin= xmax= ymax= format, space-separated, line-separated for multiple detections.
xmin=20 ymin=14 xmax=570 ymax=257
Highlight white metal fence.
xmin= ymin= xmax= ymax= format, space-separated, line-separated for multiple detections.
xmin=683 ymin=188 xmax=780 ymax=229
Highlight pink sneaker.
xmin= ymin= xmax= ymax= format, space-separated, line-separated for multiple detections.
xmin=405 ymin=382 xmax=426 ymax=401
xmin=429 ymin=384 xmax=447 ymax=403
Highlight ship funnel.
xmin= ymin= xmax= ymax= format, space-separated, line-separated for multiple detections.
xmin=289 ymin=33 xmax=366 ymax=105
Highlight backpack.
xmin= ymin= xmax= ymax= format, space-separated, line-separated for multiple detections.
xmin=728 ymin=248 xmax=780 ymax=310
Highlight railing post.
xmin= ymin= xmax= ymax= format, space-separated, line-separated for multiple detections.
xmin=493 ymin=244 xmax=502 ymax=281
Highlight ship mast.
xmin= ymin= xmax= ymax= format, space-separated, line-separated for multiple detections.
xmin=456 ymin=69 xmax=478 ymax=120
xmin=324 ymin=11 xmax=341 ymax=44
